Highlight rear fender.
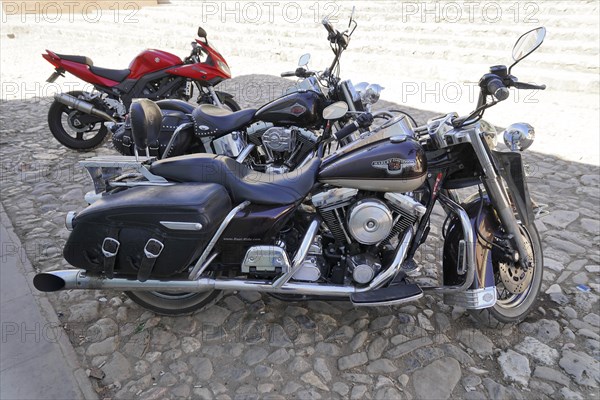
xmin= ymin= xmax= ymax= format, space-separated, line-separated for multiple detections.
xmin=443 ymin=195 xmax=497 ymax=290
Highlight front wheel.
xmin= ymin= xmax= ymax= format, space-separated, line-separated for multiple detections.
xmin=47 ymin=90 xmax=109 ymax=150
xmin=469 ymin=222 xmax=543 ymax=327
xmin=217 ymin=96 xmax=241 ymax=112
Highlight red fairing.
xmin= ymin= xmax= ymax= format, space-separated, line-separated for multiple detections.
xmin=42 ymin=50 xmax=120 ymax=87
xmin=128 ymin=49 xmax=184 ymax=80
xmin=167 ymin=39 xmax=231 ymax=84
xmin=167 ymin=63 xmax=229 ymax=83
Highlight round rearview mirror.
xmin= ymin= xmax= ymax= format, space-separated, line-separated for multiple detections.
xmin=323 ymin=101 xmax=348 ymax=120
xmin=198 ymin=27 xmax=208 ymax=38
xmin=298 ymin=53 xmax=311 ymax=67
xmin=512 ymin=27 xmax=545 ymax=62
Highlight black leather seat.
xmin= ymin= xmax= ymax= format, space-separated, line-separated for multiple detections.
xmin=150 ymin=154 xmax=321 ymax=205
xmin=156 ymin=99 xmax=196 ymax=114
xmin=90 ymin=66 xmax=130 ymax=82
xmin=57 ymin=54 xmax=93 ymax=66
xmin=192 ymin=104 xmax=256 ymax=138
xmin=130 ymin=99 xmax=163 ymax=153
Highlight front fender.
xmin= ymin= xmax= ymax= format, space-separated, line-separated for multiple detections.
xmin=443 ymin=195 xmax=498 ymax=290
xmin=491 ymin=150 xmax=534 ymax=226
xmin=215 ymin=90 xmax=234 ymax=100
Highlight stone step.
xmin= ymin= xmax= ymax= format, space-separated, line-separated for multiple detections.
xmin=1 ymin=0 xmax=158 ymax=13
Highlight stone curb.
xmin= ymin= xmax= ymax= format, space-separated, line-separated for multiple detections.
xmin=0 ymin=203 xmax=98 ymax=400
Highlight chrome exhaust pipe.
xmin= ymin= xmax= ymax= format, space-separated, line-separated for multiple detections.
xmin=33 ymin=224 xmax=416 ymax=297
xmin=54 ymin=93 xmax=117 ymax=123
xmin=33 ymin=269 xmax=357 ymax=296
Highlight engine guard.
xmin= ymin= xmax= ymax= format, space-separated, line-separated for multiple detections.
xmin=442 ymin=195 xmax=498 ymax=308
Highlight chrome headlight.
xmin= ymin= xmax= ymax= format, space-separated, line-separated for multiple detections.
xmin=502 ymin=123 xmax=535 ymax=151
xmin=363 ymin=83 xmax=383 ymax=105
xmin=355 ymin=82 xmax=384 ymax=105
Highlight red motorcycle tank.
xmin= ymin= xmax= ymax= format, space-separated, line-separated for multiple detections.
xmin=128 ymin=49 xmax=183 ymax=80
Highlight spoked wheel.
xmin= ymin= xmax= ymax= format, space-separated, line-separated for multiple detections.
xmin=47 ymin=90 xmax=109 ymax=150
xmin=469 ymin=222 xmax=543 ymax=327
xmin=125 ymin=289 xmax=222 ymax=316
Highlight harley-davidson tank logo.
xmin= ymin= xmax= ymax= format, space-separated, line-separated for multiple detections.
xmin=289 ymin=103 xmax=306 ymax=116
xmin=371 ymin=158 xmax=417 ymax=175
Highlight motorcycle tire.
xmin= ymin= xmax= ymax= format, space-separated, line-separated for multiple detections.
xmin=48 ymin=90 xmax=109 ymax=150
xmin=469 ymin=221 xmax=543 ymax=328
xmin=125 ymin=289 xmax=223 ymax=316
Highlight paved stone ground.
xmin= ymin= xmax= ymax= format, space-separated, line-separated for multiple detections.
xmin=0 ymin=76 xmax=599 ymax=400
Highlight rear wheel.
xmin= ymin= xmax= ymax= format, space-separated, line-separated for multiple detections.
xmin=125 ymin=290 xmax=222 ymax=316
xmin=469 ymin=221 xmax=543 ymax=327
xmin=47 ymin=91 xmax=109 ymax=150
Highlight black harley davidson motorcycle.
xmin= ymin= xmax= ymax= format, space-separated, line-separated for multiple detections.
xmin=34 ymin=27 xmax=547 ymax=327
xmin=111 ymin=10 xmax=393 ymax=174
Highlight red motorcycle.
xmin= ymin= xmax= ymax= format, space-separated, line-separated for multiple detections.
xmin=43 ymin=27 xmax=239 ymax=150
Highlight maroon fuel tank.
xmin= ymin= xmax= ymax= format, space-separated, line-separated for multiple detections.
xmin=318 ymin=131 xmax=427 ymax=192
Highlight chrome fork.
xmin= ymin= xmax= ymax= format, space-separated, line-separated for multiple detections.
xmin=469 ymin=130 xmax=530 ymax=267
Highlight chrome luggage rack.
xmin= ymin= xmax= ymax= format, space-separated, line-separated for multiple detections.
xmin=80 ymin=155 xmax=172 ymax=195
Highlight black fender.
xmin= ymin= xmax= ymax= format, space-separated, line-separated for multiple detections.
xmin=491 ymin=150 xmax=534 ymax=226
xmin=215 ymin=90 xmax=234 ymax=100
xmin=443 ymin=195 xmax=498 ymax=290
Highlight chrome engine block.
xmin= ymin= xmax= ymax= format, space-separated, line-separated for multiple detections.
xmin=246 ymin=122 xmax=318 ymax=164
xmin=348 ymin=253 xmax=382 ymax=284
xmin=313 ymin=189 xmax=425 ymax=246
xmin=291 ymin=236 xmax=325 ymax=282
xmin=262 ymin=127 xmax=295 ymax=153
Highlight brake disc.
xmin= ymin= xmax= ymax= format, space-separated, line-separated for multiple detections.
xmin=499 ymin=262 xmax=533 ymax=294
xmin=498 ymin=230 xmax=534 ymax=294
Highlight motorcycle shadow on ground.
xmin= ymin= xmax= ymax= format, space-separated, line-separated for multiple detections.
xmin=1 ymin=74 xmax=598 ymax=399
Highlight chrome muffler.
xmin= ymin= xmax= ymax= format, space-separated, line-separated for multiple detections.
xmin=32 ymin=269 xmax=357 ymax=296
xmin=54 ymin=93 xmax=117 ymax=123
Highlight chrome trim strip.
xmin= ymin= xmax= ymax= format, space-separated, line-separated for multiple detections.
xmin=444 ymin=286 xmax=497 ymax=309
xmin=352 ymin=292 xmax=423 ymax=307
xmin=110 ymin=181 xmax=174 ymax=187
xmin=160 ymin=221 xmax=203 ymax=231
xmin=188 ymin=201 xmax=251 ymax=280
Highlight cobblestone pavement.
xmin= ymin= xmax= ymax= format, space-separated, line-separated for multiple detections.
xmin=0 ymin=76 xmax=599 ymax=400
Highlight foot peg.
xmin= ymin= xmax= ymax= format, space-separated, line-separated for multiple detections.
xmin=351 ymin=283 xmax=423 ymax=306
